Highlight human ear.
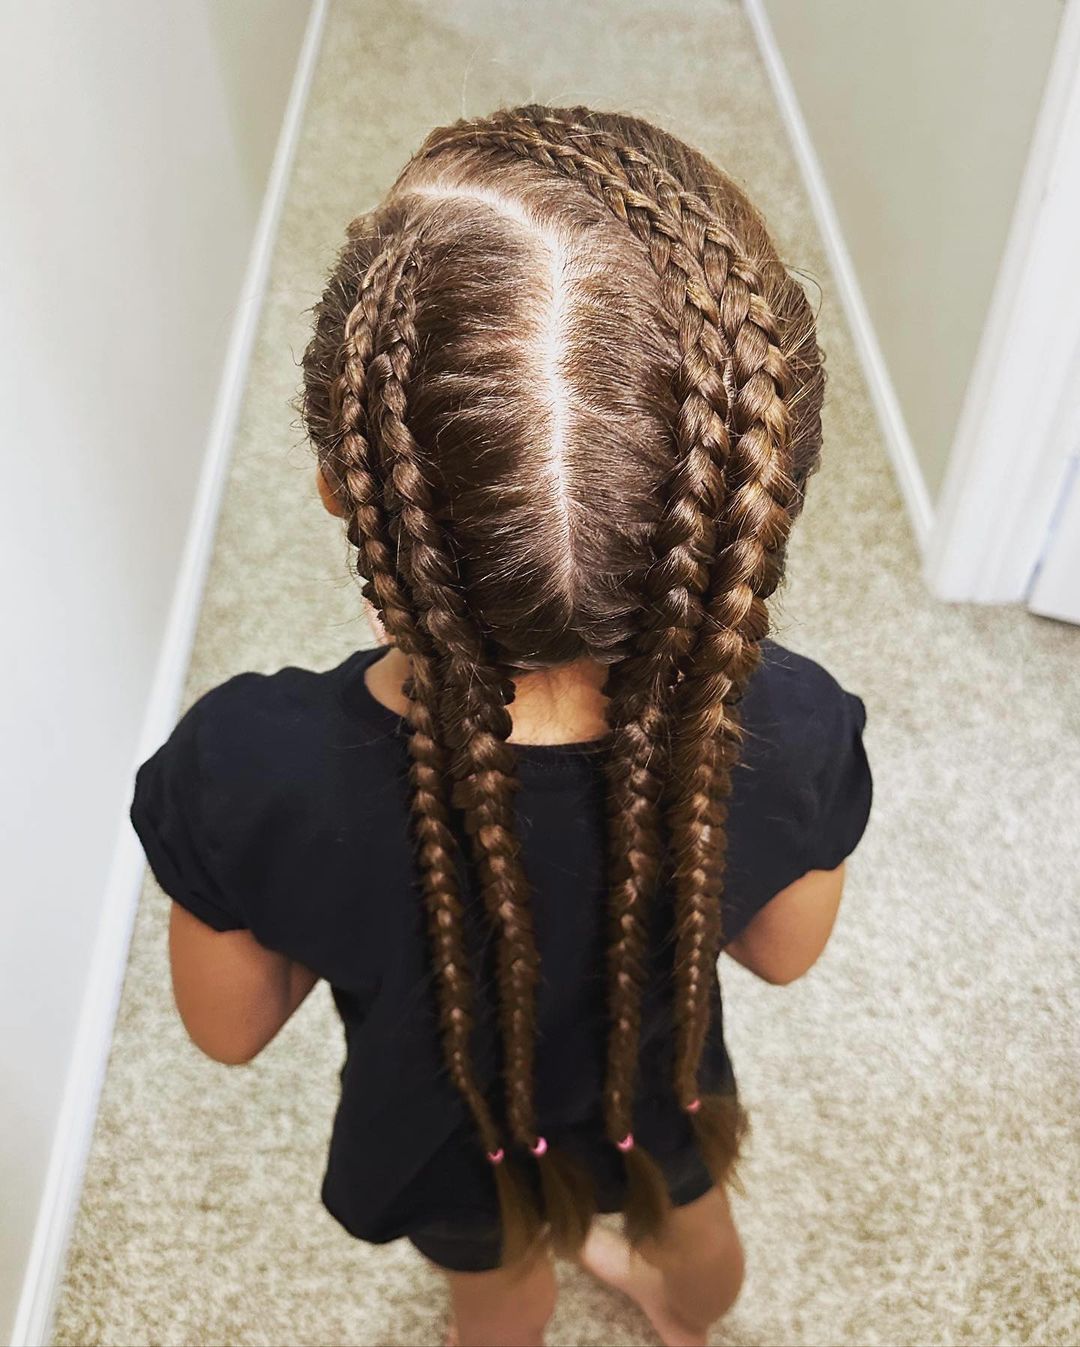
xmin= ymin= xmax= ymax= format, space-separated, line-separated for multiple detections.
xmin=363 ymin=597 xmax=390 ymax=645
xmin=315 ymin=463 xmax=347 ymax=518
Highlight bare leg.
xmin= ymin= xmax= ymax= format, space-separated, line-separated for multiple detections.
xmin=442 ymin=1245 xmax=558 ymax=1347
xmin=579 ymin=1184 xmax=746 ymax=1347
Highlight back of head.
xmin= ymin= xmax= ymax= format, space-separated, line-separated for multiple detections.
xmin=300 ymin=103 xmax=825 ymax=1263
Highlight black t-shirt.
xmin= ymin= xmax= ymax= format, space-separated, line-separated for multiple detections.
xmin=130 ymin=638 xmax=872 ymax=1243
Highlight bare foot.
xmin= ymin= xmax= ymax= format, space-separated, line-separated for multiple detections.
xmin=578 ymin=1223 xmax=707 ymax=1347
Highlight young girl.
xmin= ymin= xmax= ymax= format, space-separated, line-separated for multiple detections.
xmin=131 ymin=104 xmax=872 ymax=1347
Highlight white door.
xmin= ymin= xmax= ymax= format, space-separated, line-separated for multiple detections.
xmin=924 ymin=2 xmax=1080 ymax=620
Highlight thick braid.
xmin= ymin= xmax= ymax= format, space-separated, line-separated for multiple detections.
xmin=666 ymin=271 xmax=799 ymax=1181
xmin=420 ymin=114 xmax=742 ymax=1237
xmin=327 ymin=236 xmax=548 ymax=1261
xmin=363 ymin=244 xmax=539 ymax=1149
xmin=553 ymin=118 xmax=799 ymax=1109
xmin=540 ymin=111 xmax=798 ymax=1166
xmin=364 ymin=236 xmax=593 ymax=1257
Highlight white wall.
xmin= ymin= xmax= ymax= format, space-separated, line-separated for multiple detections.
xmin=207 ymin=1 xmax=318 ymax=210
xmin=0 ymin=2 xmax=315 ymax=1341
xmin=759 ymin=0 xmax=1064 ymax=506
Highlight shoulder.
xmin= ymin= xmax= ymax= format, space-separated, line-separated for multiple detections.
xmin=170 ymin=655 xmax=402 ymax=856
xmin=745 ymin=637 xmax=872 ymax=864
xmin=721 ymin=639 xmax=873 ymax=937
xmin=128 ymin=670 xmax=306 ymax=932
xmin=752 ymin=637 xmax=865 ymax=718
xmin=734 ymin=637 xmax=871 ymax=838
xmin=743 ymin=638 xmax=867 ymax=764
xmin=184 ymin=657 xmax=358 ymax=783
xmin=134 ymin=651 xmax=365 ymax=852
xmin=188 ymin=661 xmax=331 ymax=733
xmin=130 ymin=652 xmax=382 ymax=933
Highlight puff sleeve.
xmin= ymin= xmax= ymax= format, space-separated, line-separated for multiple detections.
xmin=802 ymin=689 xmax=873 ymax=874
xmin=129 ymin=697 xmax=247 ymax=932
xmin=719 ymin=648 xmax=874 ymax=948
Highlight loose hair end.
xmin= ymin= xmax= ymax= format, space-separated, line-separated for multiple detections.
xmin=688 ymin=1091 xmax=752 ymax=1199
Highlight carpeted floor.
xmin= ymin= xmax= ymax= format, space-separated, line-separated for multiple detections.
xmin=51 ymin=2 xmax=1080 ymax=1344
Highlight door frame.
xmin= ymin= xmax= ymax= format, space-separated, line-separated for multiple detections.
xmin=924 ymin=0 xmax=1080 ymax=603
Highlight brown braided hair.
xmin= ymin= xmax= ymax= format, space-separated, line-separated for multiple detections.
xmin=299 ymin=104 xmax=825 ymax=1264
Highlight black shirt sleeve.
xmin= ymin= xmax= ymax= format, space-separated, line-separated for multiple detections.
xmin=720 ymin=645 xmax=873 ymax=947
xmin=129 ymin=695 xmax=248 ymax=933
xmin=802 ymin=689 xmax=873 ymax=874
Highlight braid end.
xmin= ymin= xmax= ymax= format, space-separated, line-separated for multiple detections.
xmin=621 ymin=1142 xmax=673 ymax=1247
xmin=492 ymin=1153 xmax=546 ymax=1269
xmin=534 ymin=1145 xmax=596 ymax=1258
xmin=688 ymin=1091 xmax=751 ymax=1198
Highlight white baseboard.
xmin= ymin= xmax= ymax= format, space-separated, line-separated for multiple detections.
xmin=9 ymin=4 xmax=329 ymax=1344
xmin=742 ymin=0 xmax=935 ymax=551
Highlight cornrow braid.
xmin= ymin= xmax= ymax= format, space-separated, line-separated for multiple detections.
xmin=574 ymin=109 xmax=794 ymax=1182
xmin=574 ymin=120 xmax=797 ymax=1179
xmin=316 ymin=233 xmax=548 ymax=1264
xmin=419 ymin=109 xmax=743 ymax=1241
xmin=664 ymin=262 xmax=799 ymax=1185
xmin=360 ymin=232 xmax=595 ymax=1260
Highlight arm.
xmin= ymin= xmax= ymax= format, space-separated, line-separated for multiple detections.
xmin=723 ymin=861 xmax=846 ymax=986
xmin=168 ymin=902 xmax=320 ymax=1064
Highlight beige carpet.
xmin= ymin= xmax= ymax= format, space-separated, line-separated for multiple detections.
xmin=52 ymin=1 xmax=1080 ymax=1343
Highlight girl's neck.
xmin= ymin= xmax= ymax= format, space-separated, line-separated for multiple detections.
xmin=364 ymin=643 xmax=611 ymax=746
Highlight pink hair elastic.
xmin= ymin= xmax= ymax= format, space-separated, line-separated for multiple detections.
xmin=686 ymin=1098 xmax=702 ymax=1115
xmin=616 ymin=1133 xmax=635 ymax=1152
xmin=530 ymin=1136 xmax=549 ymax=1157
xmin=486 ymin=1147 xmax=505 ymax=1166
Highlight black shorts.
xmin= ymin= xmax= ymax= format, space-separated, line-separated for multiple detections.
xmin=406 ymin=1122 xmax=715 ymax=1274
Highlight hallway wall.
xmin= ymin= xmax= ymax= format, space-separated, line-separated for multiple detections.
xmin=0 ymin=4 xmax=313 ymax=1341
xmin=759 ymin=0 xmax=1064 ymax=506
